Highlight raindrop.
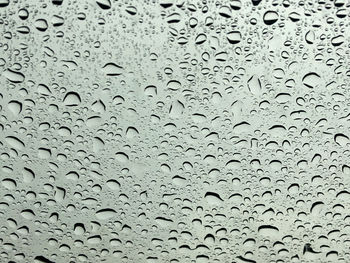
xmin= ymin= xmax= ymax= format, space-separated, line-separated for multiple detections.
xmin=63 ymin=92 xmax=81 ymax=106
xmin=227 ymin=31 xmax=241 ymax=44
xmin=2 ymin=69 xmax=25 ymax=83
xmin=95 ymin=208 xmax=117 ymax=220
xmin=34 ymin=19 xmax=48 ymax=31
xmin=7 ymin=100 xmax=22 ymax=116
xmin=5 ymin=136 xmax=25 ymax=150
xmin=102 ymin=63 xmax=123 ymax=76
xmin=96 ymin=0 xmax=111 ymax=9
xmin=263 ymin=11 xmax=279 ymax=25
xmin=167 ymin=80 xmax=181 ymax=91
xmin=247 ymin=75 xmax=262 ymax=95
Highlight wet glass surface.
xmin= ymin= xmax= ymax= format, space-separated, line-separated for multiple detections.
xmin=0 ymin=0 xmax=350 ymax=262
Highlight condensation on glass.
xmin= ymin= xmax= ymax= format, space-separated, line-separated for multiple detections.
xmin=0 ymin=0 xmax=349 ymax=262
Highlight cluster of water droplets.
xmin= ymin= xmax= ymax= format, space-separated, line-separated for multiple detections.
xmin=0 ymin=0 xmax=350 ymax=262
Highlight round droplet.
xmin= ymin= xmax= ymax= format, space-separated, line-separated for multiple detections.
xmin=263 ymin=11 xmax=279 ymax=25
